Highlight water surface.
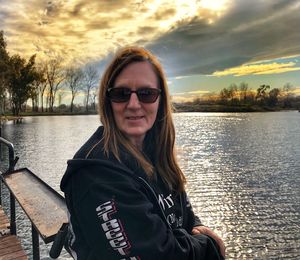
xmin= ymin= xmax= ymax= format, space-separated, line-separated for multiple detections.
xmin=1 ymin=112 xmax=299 ymax=259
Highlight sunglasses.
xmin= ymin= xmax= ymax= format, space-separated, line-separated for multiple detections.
xmin=107 ymin=87 xmax=161 ymax=103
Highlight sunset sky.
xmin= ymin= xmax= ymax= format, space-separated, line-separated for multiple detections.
xmin=1 ymin=0 xmax=300 ymax=103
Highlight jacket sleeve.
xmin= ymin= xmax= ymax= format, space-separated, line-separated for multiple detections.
xmin=182 ymin=192 xmax=203 ymax=230
xmin=69 ymin=166 xmax=222 ymax=260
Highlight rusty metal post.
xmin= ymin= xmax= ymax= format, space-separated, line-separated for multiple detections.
xmin=10 ymin=193 xmax=16 ymax=235
xmin=0 ymin=125 xmax=2 ymax=204
xmin=32 ymin=224 xmax=40 ymax=260
xmin=0 ymin=181 xmax=1 ymax=207
xmin=0 ymin=125 xmax=2 ymax=161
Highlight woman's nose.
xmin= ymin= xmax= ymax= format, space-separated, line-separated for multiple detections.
xmin=127 ymin=92 xmax=141 ymax=108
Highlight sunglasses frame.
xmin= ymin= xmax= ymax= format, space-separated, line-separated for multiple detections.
xmin=107 ymin=87 xmax=161 ymax=103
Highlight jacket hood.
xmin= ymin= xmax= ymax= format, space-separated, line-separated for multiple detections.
xmin=60 ymin=158 xmax=138 ymax=192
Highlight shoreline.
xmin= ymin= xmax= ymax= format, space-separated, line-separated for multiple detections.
xmin=173 ymin=103 xmax=299 ymax=113
xmin=1 ymin=107 xmax=298 ymax=120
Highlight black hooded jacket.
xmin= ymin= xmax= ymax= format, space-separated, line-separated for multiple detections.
xmin=60 ymin=126 xmax=223 ymax=260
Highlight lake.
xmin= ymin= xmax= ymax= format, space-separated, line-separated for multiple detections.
xmin=1 ymin=111 xmax=299 ymax=259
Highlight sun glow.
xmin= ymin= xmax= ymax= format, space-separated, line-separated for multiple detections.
xmin=200 ymin=0 xmax=228 ymax=11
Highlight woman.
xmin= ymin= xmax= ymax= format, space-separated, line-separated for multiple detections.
xmin=61 ymin=46 xmax=225 ymax=260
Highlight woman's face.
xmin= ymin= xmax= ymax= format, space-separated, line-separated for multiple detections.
xmin=111 ymin=61 xmax=160 ymax=148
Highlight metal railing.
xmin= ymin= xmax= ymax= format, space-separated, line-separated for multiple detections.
xmin=0 ymin=137 xmax=18 ymax=235
xmin=0 ymin=137 xmax=68 ymax=260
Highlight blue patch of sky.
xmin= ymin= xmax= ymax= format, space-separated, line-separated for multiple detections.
xmin=169 ymin=67 xmax=300 ymax=95
xmin=252 ymin=55 xmax=300 ymax=66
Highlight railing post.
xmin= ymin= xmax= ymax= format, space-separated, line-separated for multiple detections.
xmin=0 ymin=125 xmax=2 ymax=160
xmin=0 ymin=125 xmax=2 ymax=206
xmin=10 ymin=192 xmax=17 ymax=235
xmin=0 ymin=179 xmax=1 ymax=211
xmin=32 ymin=225 xmax=40 ymax=260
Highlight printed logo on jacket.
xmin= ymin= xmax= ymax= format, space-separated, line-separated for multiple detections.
xmin=158 ymin=193 xmax=183 ymax=228
xmin=96 ymin=200 xmax=140 ymax=260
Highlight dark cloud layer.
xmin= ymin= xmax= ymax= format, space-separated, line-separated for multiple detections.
xmin=148 ymin=0 xmax=300 ymax=76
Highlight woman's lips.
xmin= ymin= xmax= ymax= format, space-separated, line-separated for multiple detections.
xmin=126 ymin=116 xmax=144 ymax=120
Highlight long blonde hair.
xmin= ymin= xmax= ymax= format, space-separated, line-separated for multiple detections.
xmin=98 ymin=46 xmax=186 ymax=193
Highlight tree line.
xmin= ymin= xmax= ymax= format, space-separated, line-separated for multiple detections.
xmin=218 ymin=82 xmax=297 ymax=107
xmin=176 ymin=82 xmax=299 ymax=112
xmin=0 ymin=31 xmax=99 ymax=116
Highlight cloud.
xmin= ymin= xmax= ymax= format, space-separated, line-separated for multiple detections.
xmin=171 ymin=96 xmax=195 ymax=103
xmin=213 ymin=62 xmax=300 ymax=76
xmin=187 ymin=90 xmax=210 ymax=95
xmin=2 ymin=0 xmax=300 ymax=80
xmin=137 ymin=26 xmax=157 ymax=35
xmin=174 ymin=75 xmax=191 ymax=80
xmin=2 ymin=0 xmax=229 ymax=66
xmin=154 ymin=8 xmax=177 ymax=20
xmin=85 ymin=21 xmax=112 ymax=30
xmin=293 ymin=87 xmax=300 ymax=95
xmin=171 ymin=90 xmax=211 ymax=103
xmin=148 ymin=0 xmax=300 ymax=76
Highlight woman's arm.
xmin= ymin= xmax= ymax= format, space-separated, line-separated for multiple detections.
xmin=183 ymin=192 xmax=225 ymax=258
xmin=192 ymin=226 xmax=225 ymax=258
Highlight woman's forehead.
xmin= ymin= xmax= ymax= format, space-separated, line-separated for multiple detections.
xmin=114 ymin=61 xmax=158 ymax=87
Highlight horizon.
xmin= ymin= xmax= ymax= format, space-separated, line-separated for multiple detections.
xmin=1 ymin=0 xmax=300 ymax=104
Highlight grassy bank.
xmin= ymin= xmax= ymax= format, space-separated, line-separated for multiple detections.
xmin=0 ymin=115 xmax=24 ymax=122
xmin=173 ymin=103 xmax=290 ymax=112
xmin=19 ymin=111 xmax=98 ymax=116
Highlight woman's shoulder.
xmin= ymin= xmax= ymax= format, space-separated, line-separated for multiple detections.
xmin=73 ymin=126 xmax=105 ymax=159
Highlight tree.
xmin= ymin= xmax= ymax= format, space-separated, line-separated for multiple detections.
xmin=0 ymin=31 xmax=9 ymax=114
xmin=28 ymin=84 xmax=39 ymax=112
xmin=35 ymin=64 xmax=47 ymax=112
xmin=91 ymin=89 xmax=97 ymax=111
xmin=228 ymin=83 xmax=238 ymax=104
xmin=7 ymin=54 xmax=39 ymax=116
xmin=57 ymin=90 xmax=65 ymax=107
xmin=282 ymin=83 xmax=295 ymax=108
xmin=65 ymin=66 xmax=83 ymax=112
xmin=219 ymin=84 xmax=238 ymax=105
xmin=82 ymin=65 xmax=98 ymax=112
xmin=239 ymin=82 xmax=248 ymax=103
xmin=45 ymin=57 xmax=64 ymax=112
xmin=268 ymin=88 xmax=281 ymax=107
xmin=28 ymin=65 xmax=47 ymax=112
xmin=219 ymin=87 xmax=230 ymax=104
xmin=282 ymin=82 xmax=294 ymax=94
xmin=256 ymin=84 xmax=270 ymax=105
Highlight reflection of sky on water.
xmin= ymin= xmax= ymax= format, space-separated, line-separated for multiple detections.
xmin=1 ymin=112 xmax=300 ymax=259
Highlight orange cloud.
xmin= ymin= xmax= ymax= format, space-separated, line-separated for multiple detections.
xmin=2 ymin=0 xmax=228 ymax=66
xmin=212 ymin=62 xmax=300 ymax=76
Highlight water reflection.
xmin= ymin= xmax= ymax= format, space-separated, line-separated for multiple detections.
xmin=1 ymin=112 xmax=300 ymax=259
xmin=175 ymin=112 xmax=300 ymax=259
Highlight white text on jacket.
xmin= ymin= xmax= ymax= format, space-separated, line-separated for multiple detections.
xmin=96 ymin=200 xmax=140 ymax=260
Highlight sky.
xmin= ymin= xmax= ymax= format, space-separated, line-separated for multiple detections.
xmin=1 ymin=0 xmax=300 ymax=103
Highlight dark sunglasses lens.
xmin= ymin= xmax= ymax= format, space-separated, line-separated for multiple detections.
xmin=137 ymin=89 xmax=160 ymax=103
xmin=108 ymin=88 xmax=160 ymax=103
xmin=108 ymin=88 xmax=131 ymax=102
